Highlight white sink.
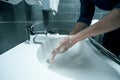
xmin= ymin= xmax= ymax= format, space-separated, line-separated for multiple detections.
xmin=37 ymin=35 xmax=120 ymax=80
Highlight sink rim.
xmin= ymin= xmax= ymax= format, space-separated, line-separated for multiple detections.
xmin=36 ymin=35 xmax=120 ymax=80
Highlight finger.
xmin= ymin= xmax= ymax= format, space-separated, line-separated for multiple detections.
xmin=62 ymin=46 xmax=69 ymax=53
xmin=51 ymin=49 xmax=58 ymax=63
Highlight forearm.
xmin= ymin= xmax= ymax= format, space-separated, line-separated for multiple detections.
xmin=70 ymin=22 xmax=88 ymax=35
xmin=72 ymin=8 xmax=120 ymax=43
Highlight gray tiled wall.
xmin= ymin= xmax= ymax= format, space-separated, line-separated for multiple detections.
xmin=0 ymin=0 xmax=109 ymax=54
xmin=25 ymin=0 xmax=109 ymax=34
xmin=0 ymin=1 xmax=28 ymax=54
xmin=54 ymin=0 xmax=108 ymax=34
xmin=23 ymin=0 xmax=109 ymax=44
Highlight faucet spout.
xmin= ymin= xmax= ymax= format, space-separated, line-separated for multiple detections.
xmin=26 ymin=21 xmax=47 ymax=44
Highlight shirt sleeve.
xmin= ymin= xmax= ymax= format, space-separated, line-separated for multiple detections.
xmin=77 ymin=0 xmax=95 ymax=25
xmin=114 ymin=1 xmax=120 ymax=8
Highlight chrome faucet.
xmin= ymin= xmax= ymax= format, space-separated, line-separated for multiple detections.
xmin=26 ymin=22 xmax=47 ymax=44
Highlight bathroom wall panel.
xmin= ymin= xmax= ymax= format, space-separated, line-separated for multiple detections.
xmin=0 ymin=1 xmax=28 ymax=55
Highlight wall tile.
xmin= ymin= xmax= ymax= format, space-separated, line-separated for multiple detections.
xmin=93 ymin=13 xmax=101 ymax=19
xmin=13 ymin=1 xmax=26 ymax=21
xmin=0 ymin=22 xmax=27 ymax=54
xmin=58 ymin=3 xmax=76 ymax=13
xmin=60 ymin=0 xmax=78 ymax=3
xmin=50 ymin=13 xmax=77 ymax=22
xmin=0 ymin=1 xmax=28 ymax=54
xmin=0 ymin=1 xmax=14 ymax=21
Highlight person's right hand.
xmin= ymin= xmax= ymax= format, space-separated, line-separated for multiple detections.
xmin=49 ymin=35 xmax=76 ymax=63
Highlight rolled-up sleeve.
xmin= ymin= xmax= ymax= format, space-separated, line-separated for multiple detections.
xmin=77 ymin=0 xmax=95 ymax=25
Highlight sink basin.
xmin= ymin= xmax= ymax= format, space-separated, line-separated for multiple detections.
xmin=37 ymin=35 xmax=120 ymax=80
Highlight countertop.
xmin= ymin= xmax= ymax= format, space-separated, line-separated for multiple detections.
xmin=0 ymin=42 xmax=71 ymax=80
xmin=0 ymin=38 xmax=120 ymax=80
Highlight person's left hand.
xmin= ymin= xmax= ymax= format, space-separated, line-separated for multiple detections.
xmin=49 ymin=35 xmax=76 ymax=63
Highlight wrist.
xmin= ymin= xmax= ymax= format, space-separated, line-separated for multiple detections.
xmin=69 ymin=35 xmax=78 ymax=45
xmin=71 ymin=32 xmax=87 ymax=44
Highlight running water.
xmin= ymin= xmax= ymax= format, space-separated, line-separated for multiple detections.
xmin=37 ymin=37 xmax=120 ymax=80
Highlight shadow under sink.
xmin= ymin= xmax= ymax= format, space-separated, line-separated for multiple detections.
xmin=37 ymin=35 xmax=120 ymax=80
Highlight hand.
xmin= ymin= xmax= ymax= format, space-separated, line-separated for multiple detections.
xmin=49 ymin=35 xmax=76 ymax=63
